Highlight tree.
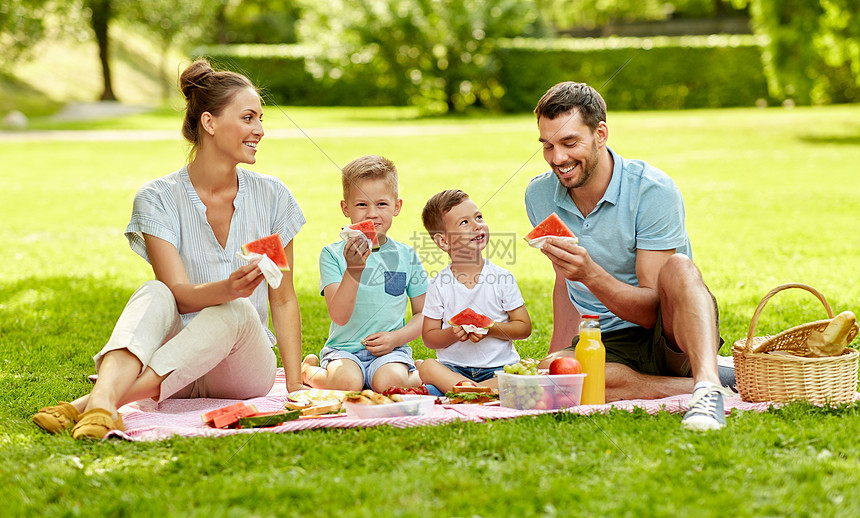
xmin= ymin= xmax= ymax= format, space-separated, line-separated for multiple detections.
xmin=122 ymin=0 xmax=220 ymax=102
xmin=298 ymin=0 xmax=546 ymax=114
xmin=734 ymin=0 xmax=860 ymax=104
xmin=85 ymin=0 xmax=116 ymax=101
xmin=0 ymin=0 xmax=66 ymax=70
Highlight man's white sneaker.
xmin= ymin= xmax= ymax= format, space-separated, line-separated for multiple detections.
xmin=681 ymin=385 xmax=733 ymax=431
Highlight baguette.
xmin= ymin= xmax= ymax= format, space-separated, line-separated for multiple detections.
xmin=808 ymin=310 xmax=856 ymax=357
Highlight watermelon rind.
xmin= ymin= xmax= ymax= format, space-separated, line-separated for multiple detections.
xmin=237 ymin=409 xmax=301 ymax=428
xmin=449 ymin=308 xmax=494 ymax=328
xmin=524 ymin=213 xmax=575 ymax=241
xmin=242 ymin=233 xmax=290 ymax=271
xmin=349 ymin=219 xmax=380 ymax=250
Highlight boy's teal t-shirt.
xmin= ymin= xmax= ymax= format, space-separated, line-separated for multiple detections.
xmin=319 ymin=237 xmax=429 ymax=353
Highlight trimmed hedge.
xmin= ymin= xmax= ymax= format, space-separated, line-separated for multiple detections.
xmin=497 ymin=35 xmax=775 ymax=112
xmin=194 ymin=36 xmax=775 ymax=111
xmin=191 ymin=44 xmax=407 ymax=106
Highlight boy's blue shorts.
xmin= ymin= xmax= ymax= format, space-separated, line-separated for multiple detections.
xmin=320 ymin=345 xmax=416 ymax=389
xmin=442 ymin=363 xmax=505 ymax=383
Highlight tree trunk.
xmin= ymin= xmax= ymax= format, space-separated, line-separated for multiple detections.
xmin=89 ymin=0 xmax=116 ymax=101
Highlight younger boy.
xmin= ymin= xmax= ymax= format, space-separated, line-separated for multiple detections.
xmin=302 ymin=155 xmax=427 ymax=392
xmin=419 ymin=189 xmax=532 ymax=393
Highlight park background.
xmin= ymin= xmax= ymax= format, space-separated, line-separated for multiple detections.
xmin=3 ymin=1 xmax=860 ymax=516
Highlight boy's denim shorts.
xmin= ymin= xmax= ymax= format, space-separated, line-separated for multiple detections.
xmin=320 ymin=345 xmax=416 ymax=389
xmin=442 ymin=363 xmax=505 ymax=383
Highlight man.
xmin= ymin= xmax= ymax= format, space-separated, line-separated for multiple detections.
xmin=524 ymin=82 xmax=733 ymax=431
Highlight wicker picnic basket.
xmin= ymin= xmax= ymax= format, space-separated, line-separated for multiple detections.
xmin=732 ymin=283 xmax=859 ymax=405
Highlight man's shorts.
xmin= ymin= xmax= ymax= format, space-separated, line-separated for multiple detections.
xmin=320 ymin=345 xmax=415 ymax=389
xmin=564 ymin=312 xmax=723 ymax=377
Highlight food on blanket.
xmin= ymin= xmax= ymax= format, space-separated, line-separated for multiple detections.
xmin=503 ymin=358 xmax=540 ymax=376
xmin=807 ymin=310 xmax=856 ymax=357
xmin=549 ymin=357 xmax=582 ymax=375
xmin=344 ymin=389 xmax=404 ymax=405
xmin=524 ymin=213 xmax=577 ymax=243
xmin=236 ymin=409 xmax=301 ymax=428
xmin=202 ymin=402 xmax=259 ymax=428
xmin=300 ymin=400 xmax=344 ymax=417
xmin=348 ymin=219 xmax=379 ymax=250
xmin=283 ymin=397 xmax=313 ymax=411
xmin=285 ymin=390 xmax=348 ymax=416
xmin=498 ymin=370 xmax=584 ymax=410
xmin=343 ymin=392 xmax=433 ymax=418
xmin=534 ymin=389 xmax=556 ymax=410
xmin=445 ymin=384 xmax=499 ymax=405
xmin=242 ymin=233 xmax=290 ymax=271
xmin=383 ymin=386 xmax=430 ymax=397
xmin=449 ymin=308 xmax=494 ymax=329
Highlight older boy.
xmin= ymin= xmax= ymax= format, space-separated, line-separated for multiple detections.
xmin=302 ymin=155 xmax=427 ymax=392
xmin=419 ymin=189 xmax=532 ymax=393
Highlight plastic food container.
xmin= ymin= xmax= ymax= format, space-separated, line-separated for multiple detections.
xmin=343 ymin=395 xmax=436 ymax=419
xmin=496 ymin=372 xmax=586 ymax=410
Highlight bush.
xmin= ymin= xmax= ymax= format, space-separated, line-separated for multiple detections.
xmin=496 ymin=35 xmax=776 ymax=112
xmin=193 ymin=36 xmax=779 ymax=111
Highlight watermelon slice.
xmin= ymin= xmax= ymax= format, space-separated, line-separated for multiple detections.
xmin=449 ymin=308 xmax=494 ymax=328
xmin=237 ymin=409 xmax=301 ymax=428
xmin=348 ymin=219 xmax=379 ymax=250
xmin=242 ymin=233 xmax=290 ymax=271
xmin=202 ymin=402 xmax=258 ymax=428
xmin=524 ymin=213 xmax=576 ymax=241
xmin=213 ymin=404 xmax=258 ymax=429
xmin=201 ymin=402 xmax=251 ymax=425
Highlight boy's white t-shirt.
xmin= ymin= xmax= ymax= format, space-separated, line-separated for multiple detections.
xmin=423 ymin=259 xmax=524 ymax=368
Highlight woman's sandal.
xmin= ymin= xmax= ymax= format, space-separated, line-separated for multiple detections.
xmin=32 ymin=402 xmax=81 ymax=434
xmin=71 ymin=408 xmax=125 ymax=440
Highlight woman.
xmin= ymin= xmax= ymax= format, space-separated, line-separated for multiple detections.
xmin=33 ymin=59 xmax=305 ymax=439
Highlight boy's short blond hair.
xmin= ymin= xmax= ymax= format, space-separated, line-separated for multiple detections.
xmin=422 ymin=189 xmax=470 ymax=238
xmin=341 ymin=155 xmax=399 ymax=200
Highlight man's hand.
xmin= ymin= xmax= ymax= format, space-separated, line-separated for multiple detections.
xmin=540 ymin=236 xmax=594 ymax=283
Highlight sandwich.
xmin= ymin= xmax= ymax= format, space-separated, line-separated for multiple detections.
xmin=285 ymin=394 xmax=344 ymax=416
xmin=444 ymin=383 xmax=499 ymax=405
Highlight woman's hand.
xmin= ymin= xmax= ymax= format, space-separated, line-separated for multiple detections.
xmin=228 ymin=259 xmax=266 ymax=299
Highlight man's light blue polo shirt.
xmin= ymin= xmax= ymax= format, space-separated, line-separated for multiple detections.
xmin=524 ymin=147 xmax=690 ymax=333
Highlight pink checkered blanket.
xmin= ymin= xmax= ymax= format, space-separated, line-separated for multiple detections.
xmin=107 ymin=369 xmax=778 ymax=442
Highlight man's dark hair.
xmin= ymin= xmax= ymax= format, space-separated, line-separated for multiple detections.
xmin=534 ymin=82 xmax=607 ymax=131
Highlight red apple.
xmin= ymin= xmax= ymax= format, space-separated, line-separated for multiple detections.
xmin=455 ymin=380 xmax=477 ymax=387
xmin=549 ymin=357 xmax=582 ymax=375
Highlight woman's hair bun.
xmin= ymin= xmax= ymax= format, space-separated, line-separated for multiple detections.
xmin=179 ymin=59 xmax=215 ymax=101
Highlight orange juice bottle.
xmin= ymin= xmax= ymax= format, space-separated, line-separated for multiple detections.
xmin=575 ymin=315 xmax=605 ymax=405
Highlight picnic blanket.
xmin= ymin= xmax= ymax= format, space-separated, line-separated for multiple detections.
xmin=107 ymin=368 xmax=780 ymax=442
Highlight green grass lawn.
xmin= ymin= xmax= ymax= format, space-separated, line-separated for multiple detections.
xmin=2 ymin=104 xmax=860 ymax=516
